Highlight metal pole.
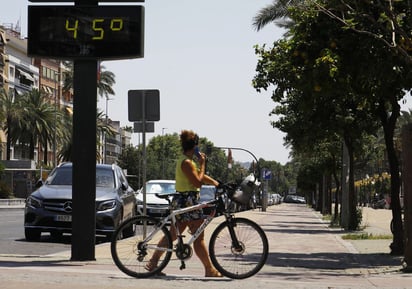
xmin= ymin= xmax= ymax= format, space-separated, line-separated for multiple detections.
xmin=162 ymin=127 xmax=167 ymax=179
xmin=53 ymin=71 xmax=59 ymax=167
xmin=142 ymin=94 xmax=146 ymax=216
xmin=71 ymin=59 xmax=97 ymax=261
xmin=104 ymin=97 xmax=112 ymax=164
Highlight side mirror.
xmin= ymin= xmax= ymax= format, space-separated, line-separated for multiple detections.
xmin=35 ymin=179 xmax=44 ymax=188
xmin=121 ymin=182 xmax=128 ymax=191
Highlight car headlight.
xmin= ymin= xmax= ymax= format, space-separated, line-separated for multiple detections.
xmin=26 ymin=196 xmax=42 ymax=209
xmin=97 ymin=200 xmax=117 ymax=211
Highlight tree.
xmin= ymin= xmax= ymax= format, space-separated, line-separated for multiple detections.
xmin=117 ymin=145 xmax=141 ymax=190
xmin=58 ymin=110 xmax=114 ymax=162
xmin=63 ymin=62 xmax=115 ymax=99
xmin=0 ymin=88 xmax=20 ymax=160
xmin=253 ymin=0 xmax=412 ymax=253
xmin=18 ymin=89 xmax=60 ymax=164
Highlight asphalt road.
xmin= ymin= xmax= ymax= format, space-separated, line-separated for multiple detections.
xmin=0 ymin=208 xmax=72 ymax=255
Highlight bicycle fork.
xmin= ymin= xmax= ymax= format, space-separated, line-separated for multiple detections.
xmin=225 ymin=215 xmax=245 ymax=254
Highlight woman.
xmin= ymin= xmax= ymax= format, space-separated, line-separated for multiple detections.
xmin=146 ymin=130 xmax=222 ymax=277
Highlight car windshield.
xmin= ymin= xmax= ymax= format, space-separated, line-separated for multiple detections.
xmin=146 ymin=182 xmax=175 ymax=195
xmin=47 ymin=167 xmax=114 ymax=188
xmin=199 ymin=185 xmax=216 ymax=202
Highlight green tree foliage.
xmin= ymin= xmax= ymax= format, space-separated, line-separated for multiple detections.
xmin=18 ymin=89 xmax=60 ymax=163
xmin=253 ymin=0 xmax=412 ymax=253
xmin=117 ymin=145 xmax=142 ymax=191
xmin=0 ymin=88 xmax=20 ymax=160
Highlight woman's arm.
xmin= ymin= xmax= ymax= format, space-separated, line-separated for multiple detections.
xmin=181 ymin=154 xmax=218 ymax=188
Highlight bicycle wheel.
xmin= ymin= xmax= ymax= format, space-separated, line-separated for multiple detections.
xmin=111 ymin=216 xmax=172 ymax=278
xmin=209 ymin=217 xmax=268 ymax=279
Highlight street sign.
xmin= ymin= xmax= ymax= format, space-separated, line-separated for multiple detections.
xmin=128 ymin=89 xmax=160 ymax=121
xmin=262 ymin=169 xmax=272 ymax=180
xmin=134 ymin=121 xmax=155 ymax=133
xmin=28 ymin=5 xmax=144 ymax=59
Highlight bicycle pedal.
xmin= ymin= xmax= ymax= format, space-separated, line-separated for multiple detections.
xmin=179 ymin=261 xmax=186 ymax=270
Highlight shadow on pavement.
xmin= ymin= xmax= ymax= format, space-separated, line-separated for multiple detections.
xmin=0 ymin=256 xmax=80 ymax=268
xmin=264 ymin=251 xmax=402 ymax=271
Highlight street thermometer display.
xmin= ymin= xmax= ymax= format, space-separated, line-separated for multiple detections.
xmin=28 ymin=5 xmax=144 ymax=59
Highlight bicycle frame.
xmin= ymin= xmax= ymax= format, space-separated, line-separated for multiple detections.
xmin=142 ymin=199 xmax=219 ymax=255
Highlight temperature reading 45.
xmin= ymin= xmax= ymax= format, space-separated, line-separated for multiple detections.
xmin=28 ymin=5 xmax=144 ymax=59
xmin=65 ymin=18 xmax=124 ymax=40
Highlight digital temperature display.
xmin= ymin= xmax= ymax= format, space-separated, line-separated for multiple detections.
xmin=28 ymin=5 xmax=144 ymax=59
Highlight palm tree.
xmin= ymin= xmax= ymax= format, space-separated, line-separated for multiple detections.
xmin=0 ymin=88 xmax=21 ymax=160
xmin=58 ymin=110 xmax=115 ymax=162
xmin=63 ymin=61 xmax=115 ymax=99
xmin=253 ymin=0 xmax=302 ymax=31
xmin=61 ymin=62 xmax=116 ymax=163
xmin=18 ymin=89 xmax=59 ymax=164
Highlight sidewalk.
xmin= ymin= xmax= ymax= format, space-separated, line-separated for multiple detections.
xmin=0 ymin=203 xmax=410 ymax=289
xmin=0 ymin=198 xmax=25 ymax=209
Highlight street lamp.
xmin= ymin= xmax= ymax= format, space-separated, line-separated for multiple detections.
xmin=104 ymin=96 xmax=113 ymax=164
xmin=53 ymin=71 xmax=61 ymax=168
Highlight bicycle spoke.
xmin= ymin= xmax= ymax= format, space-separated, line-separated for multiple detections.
xmin=209 ymin=218 xmax=268 ymax=279
xmin=111 ymin=216 xmax=172 ymax=278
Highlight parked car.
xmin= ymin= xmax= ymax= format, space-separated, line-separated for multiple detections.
xmin=136 ymin=180 xmax=176 ymax=218
xmin=24 ymin=162 xmax=137 ymax=241
xmin=271 ymin=193 xmax=282 ymax=205
xmin=284 ymin=194 xmax=306 ymax=204
xmin=199 ymin=185 xmax=216 ymax=203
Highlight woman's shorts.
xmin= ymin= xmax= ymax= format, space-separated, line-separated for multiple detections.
xmin=171 ymin=191 xmax=203 ymax=222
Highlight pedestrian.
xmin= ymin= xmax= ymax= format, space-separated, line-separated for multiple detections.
xmin=145 ymin=129 xmax=222 ymax=277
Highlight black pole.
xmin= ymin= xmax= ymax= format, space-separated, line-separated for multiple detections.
xmin=71 ymin=59 xmax=97 ymax=261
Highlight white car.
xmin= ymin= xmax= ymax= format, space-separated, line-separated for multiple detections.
xmin=135 ymin=180 xmax=176 ymax=218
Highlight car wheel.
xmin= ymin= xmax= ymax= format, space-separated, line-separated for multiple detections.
xmin=25 ymin=228 xmax=41 ymax=242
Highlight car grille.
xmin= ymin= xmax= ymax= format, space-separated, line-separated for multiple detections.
xmin=43 ymin=199 xmax=74 ymax=213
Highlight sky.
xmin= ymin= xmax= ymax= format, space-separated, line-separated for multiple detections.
xmin=2 ymin=0 xmax=290 ymax=164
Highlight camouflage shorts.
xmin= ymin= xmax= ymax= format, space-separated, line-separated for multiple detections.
xmin=171 ymin=191 xmax=203 ymax=222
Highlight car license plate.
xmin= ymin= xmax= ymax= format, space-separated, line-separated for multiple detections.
xmin=56 ymin=215 xmax=72 ymax=222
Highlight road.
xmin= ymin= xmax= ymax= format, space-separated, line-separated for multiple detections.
xmin=0 ymin=208 xmax=71 ymax=256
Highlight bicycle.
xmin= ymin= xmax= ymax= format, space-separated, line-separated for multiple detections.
xmin=110 ymin=180 xmax=269 ymax=279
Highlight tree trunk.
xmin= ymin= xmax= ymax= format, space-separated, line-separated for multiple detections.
xmin=43 ymin=135 xmax=48 ymax=165
xmin=342 ymin=134 xmax=358 ymax=231
xmin=333 ymin=170 xmax=341 ymax=224
xmin=379 ymin=100 xmax=403 ymax=255
xmin=29 ymin=137 xmax=35 ymax=160
xmin=6 ymin=117 xmax=11 ymax=160
xmin=402 ymin=123 xmax=412 ymax=270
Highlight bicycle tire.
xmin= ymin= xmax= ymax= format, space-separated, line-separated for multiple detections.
xmin=209 ymin=217 xmax=268 ymax=279
xmin=110 ymin=216 xmax=172 ymax=278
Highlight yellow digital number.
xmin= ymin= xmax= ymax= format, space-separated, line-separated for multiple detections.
xmin=111 ymin=19 xmax=123 ymax=31
xmin=92 ymin=19 xmax=104 ymax=40
xmin=65 ymin=19 xmax=79 ymax=39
